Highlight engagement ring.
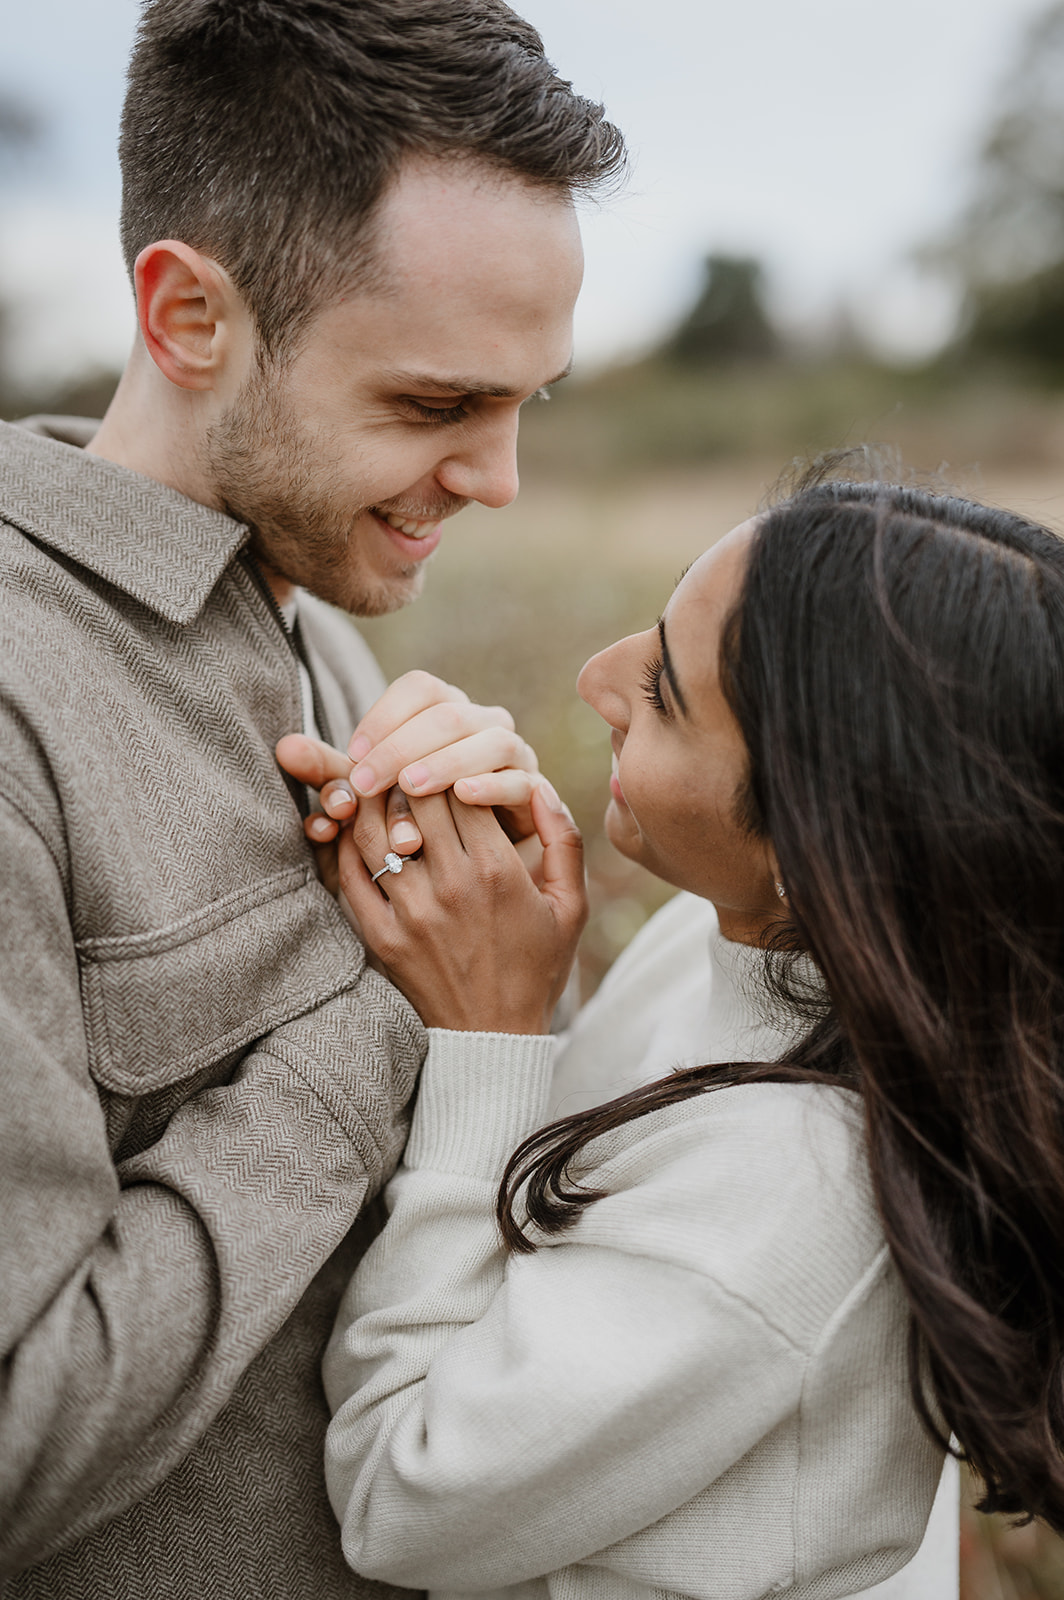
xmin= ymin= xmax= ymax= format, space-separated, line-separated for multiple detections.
xmin=371 ymin=852 xmax=406 ymax=884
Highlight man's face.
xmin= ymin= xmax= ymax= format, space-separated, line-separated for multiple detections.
xmin=206 ymin=160 xmax=584 ymax=616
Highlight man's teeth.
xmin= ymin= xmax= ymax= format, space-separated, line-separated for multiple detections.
xmin=381 ymin=511 xmax=435 ymax=538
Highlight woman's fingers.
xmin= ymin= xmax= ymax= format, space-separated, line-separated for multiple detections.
xmin=386 ymin=786 xmax=423 ymax=855
xmin=307 ymin=786 xmax=425 ymax=857
xmin=306 ymin=810 xmax=340 ymax=844
xmin=338 ymin=780 xmax=585 ymax=1034
xmin=342 ymin=790 xmax=455 ymax=906
xmin=312 ymin=836 xmax=340 ymax=897
xmin=530 ymin=781 xmax=588 ymax=935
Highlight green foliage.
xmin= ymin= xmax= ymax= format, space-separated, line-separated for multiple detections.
xmin=962 ymin=261 xmax=1064 ymax=380
xmin=943 ymin=1 xmax=1064 ymax=376
xmin=659 ymin=254 xmax=781 ymax=366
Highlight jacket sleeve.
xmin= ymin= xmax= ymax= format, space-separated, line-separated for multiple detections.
xmin=0 ymin=792 xmax=426 ymax=1575
xmin=323 ymin=1031 xmax=806 ymax=1592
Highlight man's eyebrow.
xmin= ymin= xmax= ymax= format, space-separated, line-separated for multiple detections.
xmin=658 ymin=617 xmax=689 ymax=718
xmin=383 ymin=360 xmax=574 ymax=399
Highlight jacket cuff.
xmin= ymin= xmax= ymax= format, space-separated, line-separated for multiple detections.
xmin=404 ymin=1030 xmax=558 ymax=1180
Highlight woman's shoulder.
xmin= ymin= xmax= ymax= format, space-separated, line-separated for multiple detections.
xmin=594 ymin=891 xmax=719 ymax=998
xmin=557 ymin=1082 xmax=883 ymax=1352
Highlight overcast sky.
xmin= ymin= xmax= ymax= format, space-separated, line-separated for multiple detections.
xmin=0 ymin=0 xmax=1049 ymax=385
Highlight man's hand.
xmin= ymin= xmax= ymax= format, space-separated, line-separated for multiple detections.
xmin=276 ymin=670 xmax=541 ymax=861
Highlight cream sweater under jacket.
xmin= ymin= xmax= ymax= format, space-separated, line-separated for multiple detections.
xmin=324 ymin=922 xmax=945 ymax=1600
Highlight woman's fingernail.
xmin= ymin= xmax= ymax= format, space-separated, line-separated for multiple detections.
xmin=328 ymin=782 xmax=355 ymax=806
xmin=391 ymin=819 xmax=421 ymax=847
xmin=538 ymin=780 xmax=567 ymax=813
xmin=348 ymin=734 xmax=371 ymax=762
xmin=461 ymin=778 xmax=481 ymax=799
xmin=308 ymin=816 xmax=334 ymax=839
xmin=351 ymin=763 xmax=377 ymax=794
xmin=402 ymin=763 xmax=430 ymax=791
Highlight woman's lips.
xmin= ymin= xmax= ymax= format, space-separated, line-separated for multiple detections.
xmin=610 ymin=750 xmax=628 ymax=808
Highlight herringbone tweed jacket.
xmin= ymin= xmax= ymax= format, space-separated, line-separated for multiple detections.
xmin=0 ymin=418 xmax=427 ymax=1599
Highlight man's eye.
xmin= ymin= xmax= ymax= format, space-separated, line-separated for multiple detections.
xmin=404 ymin=398 xmax=470 ymax=425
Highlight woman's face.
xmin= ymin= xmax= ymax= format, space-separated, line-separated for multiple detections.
xmin=577 ymin=519 xmax=780 ymax=945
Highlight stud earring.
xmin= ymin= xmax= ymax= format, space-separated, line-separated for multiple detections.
xmin=775 ymin=880 xmax=787 ymax=900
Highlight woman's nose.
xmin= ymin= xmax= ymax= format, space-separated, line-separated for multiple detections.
xmin=577 ymin=634 xmax=639 ymax=728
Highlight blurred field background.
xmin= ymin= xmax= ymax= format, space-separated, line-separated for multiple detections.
xmin=8 ymin=0 xmax=1064 ymax=1588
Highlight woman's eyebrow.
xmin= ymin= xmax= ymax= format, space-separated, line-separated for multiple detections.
xmin=658 ymin=617 xmax=689 ymax=718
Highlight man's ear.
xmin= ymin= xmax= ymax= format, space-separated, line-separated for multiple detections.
xmin=134 ymin=240 xmax=243 ymax=391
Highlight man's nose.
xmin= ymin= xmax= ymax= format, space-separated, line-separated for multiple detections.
xmin=436 ymin=415 xmax=520 ymax=509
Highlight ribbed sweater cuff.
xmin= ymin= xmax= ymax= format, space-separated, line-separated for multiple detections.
xmin=404 ymin=1030 xmax=558 ymax=1180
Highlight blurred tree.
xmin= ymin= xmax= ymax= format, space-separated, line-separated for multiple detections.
xmin=0 ymin=88 xmax=44 ymax=411
xmin=943 ymin=2 xmax=1064 ymax=375
xmin=0 ymin=97 xmax=42 ymax=170
xmin=660 ymin=253 xmax=782 ymax=366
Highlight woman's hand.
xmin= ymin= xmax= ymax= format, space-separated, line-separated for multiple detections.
xmin=339 ymin=781 xmax=587 ymax=1035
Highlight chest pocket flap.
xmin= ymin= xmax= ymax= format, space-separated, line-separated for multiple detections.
xmin=77 ymin=866 xmax=362 ymax=1095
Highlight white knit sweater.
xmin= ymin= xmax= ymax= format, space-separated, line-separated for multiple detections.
xmin=324 ymin=897 xmax=948 ymax=1600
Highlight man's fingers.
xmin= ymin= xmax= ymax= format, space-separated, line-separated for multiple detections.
xmin=351 ymin=706 xmax=525 ymax=798
xmin=276 ymin=733 xmax=352 ymax=790
xmin=347 ymin=671 xmax=476 ymax=764
xmin=453 ymin=770 xmax=538 ymax=812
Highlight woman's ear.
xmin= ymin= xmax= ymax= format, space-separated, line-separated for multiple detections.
xmin=765 ymin=845 xmax=787 ymax=903
xmin=133 ymin=240 xmax=243 ymax=391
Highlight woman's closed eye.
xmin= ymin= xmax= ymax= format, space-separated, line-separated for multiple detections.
xmin=641 ymin=654 xmax=669 ymax=715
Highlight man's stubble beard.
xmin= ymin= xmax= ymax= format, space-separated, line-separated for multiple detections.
xmin=205 ymin=364 xmax=425 ymax=618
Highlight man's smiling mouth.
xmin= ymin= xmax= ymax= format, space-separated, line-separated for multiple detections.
xmin=373 ymin=509 xmax=439 ymax=540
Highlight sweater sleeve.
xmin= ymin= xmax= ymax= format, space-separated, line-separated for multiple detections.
xmin=323 ymin=1030 xmax=808 ymax=1592
xmin=0 ymin=793 xmax=425 ymax=1574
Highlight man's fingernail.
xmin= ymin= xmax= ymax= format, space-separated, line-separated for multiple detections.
xmin=391 ymin=820 xmax=421 ymax=847
xmin=402 ymin=763 xmax=430 ymax=790
xmin=308 ymin=816 xmax=334 ymax=839
xmin=348 ymin=735 xmax=371 ymax=762
xmin=461 ymin=778 xmax=481 ymax=799
xmin=538 ymin=780 xmax=567 ymax=813
xmin=351 ymin=764 xmax=377 ymax=794
xmin=324 ymin=783 xmax=355 ymax=813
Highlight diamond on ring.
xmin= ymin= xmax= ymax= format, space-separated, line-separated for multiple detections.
xmin=371 ymin=852 xmax=405 ymax=884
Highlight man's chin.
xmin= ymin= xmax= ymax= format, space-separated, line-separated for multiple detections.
xmin=309 ymin=562 xmax=427 ymax=619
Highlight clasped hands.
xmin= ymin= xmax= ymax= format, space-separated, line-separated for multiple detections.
xmin=276 ymin=671 xmax=588 ymax=1034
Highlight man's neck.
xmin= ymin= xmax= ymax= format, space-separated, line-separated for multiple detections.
xmin=87 ymin=347 xmax=222 ymax=512
xmin=255 ymin=560 xmax=297 ymax=609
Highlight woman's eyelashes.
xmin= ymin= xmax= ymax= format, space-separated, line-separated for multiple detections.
xmin=641 ymin=653 xmax=669 ymax=715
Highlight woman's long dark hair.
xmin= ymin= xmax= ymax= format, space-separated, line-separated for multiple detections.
xmin=498 ymin=475 xmax=1064 ymax=1529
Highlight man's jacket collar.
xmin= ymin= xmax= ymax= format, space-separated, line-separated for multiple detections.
xmin=0 ymin=416 xmax=249 ymax=625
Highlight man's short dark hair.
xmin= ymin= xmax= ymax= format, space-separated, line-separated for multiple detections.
xmin=119 ymin=0 xmax=626 ymax=359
